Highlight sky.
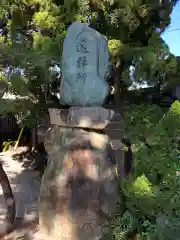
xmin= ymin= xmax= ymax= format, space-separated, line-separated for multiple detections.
xmin=161 ymin=2 xmax=180 ymax=56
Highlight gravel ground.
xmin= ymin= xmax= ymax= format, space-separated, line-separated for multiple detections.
xmin=0 ymin=148 xmax=41 ymax=239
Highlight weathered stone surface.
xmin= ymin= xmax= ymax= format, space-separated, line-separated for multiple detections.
xmin=48 ymin=107 xmax=114 ymax=130
xmin=38 ymin=125 xmax=119 ymax=240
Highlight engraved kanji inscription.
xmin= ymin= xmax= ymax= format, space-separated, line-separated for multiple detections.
xmin=77 ymin=56 xmax=87 ymax=68
xmin=76 ymin=38 xmax=89 ymax=53
xmin=76 ymin=72 xmax=87 ymax=82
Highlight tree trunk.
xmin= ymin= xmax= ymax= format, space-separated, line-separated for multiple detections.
xmin=114 ymin=61 xmax=122 ymax=113
xmin=31 ymin=127 xmax=37 ymax=152
xmin=0 ymin=163 xmax=16 ymax=228
xmin=114 ymin=59 xmax=127 ymax=113
xmin=114 ymin=59 xmax=126 ymax=180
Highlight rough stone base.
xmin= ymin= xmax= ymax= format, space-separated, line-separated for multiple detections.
xmin=39 ymin=126 xmax=119 ymax=240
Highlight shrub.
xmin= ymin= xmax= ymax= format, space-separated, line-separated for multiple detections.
xmin=106 ymin=101 xmax=180 ymax=239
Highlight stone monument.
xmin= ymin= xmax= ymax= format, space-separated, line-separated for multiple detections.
xmin=38 ymin=107 xmax=119 ymax=239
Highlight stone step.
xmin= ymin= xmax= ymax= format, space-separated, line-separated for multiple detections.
xmin=111 ymin=139 xmax=124 ymax=150
xmin=106 ymin=122 xmax=124 ymax=130
xmin=110 ymin=113 xmax=123 ymax=123
xmin=105 ymin=129 xmax=124 ymax=140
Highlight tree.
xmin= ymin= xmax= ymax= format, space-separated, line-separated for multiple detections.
xmin=0 ymin=0 xmax=178 ymax=118
xmin=131 ymin=36 xmax=180 ymax=99
xmin=0 ymin=163 xmax=16 ymax=233
xmin=0 ymin=0 xmax=66 ymax=128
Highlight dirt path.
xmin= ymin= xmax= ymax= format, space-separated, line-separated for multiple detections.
xmin=0 ymin=148 xmax=41 ymax=238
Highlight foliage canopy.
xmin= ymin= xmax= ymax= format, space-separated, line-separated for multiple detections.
xmin=0 ymin=0 xmax=179 ymax=126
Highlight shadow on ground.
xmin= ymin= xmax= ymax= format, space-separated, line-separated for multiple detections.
xmin=0 ymin=213 xmax=38 ymax=239
xmin=11 ymin=145 xmax=48 ymax=175
xmin=0 ymin=148 xmax=44 ymax=239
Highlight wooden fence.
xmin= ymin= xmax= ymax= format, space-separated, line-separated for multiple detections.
xmin=0 ymin=115 xmax=18 ymax=133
